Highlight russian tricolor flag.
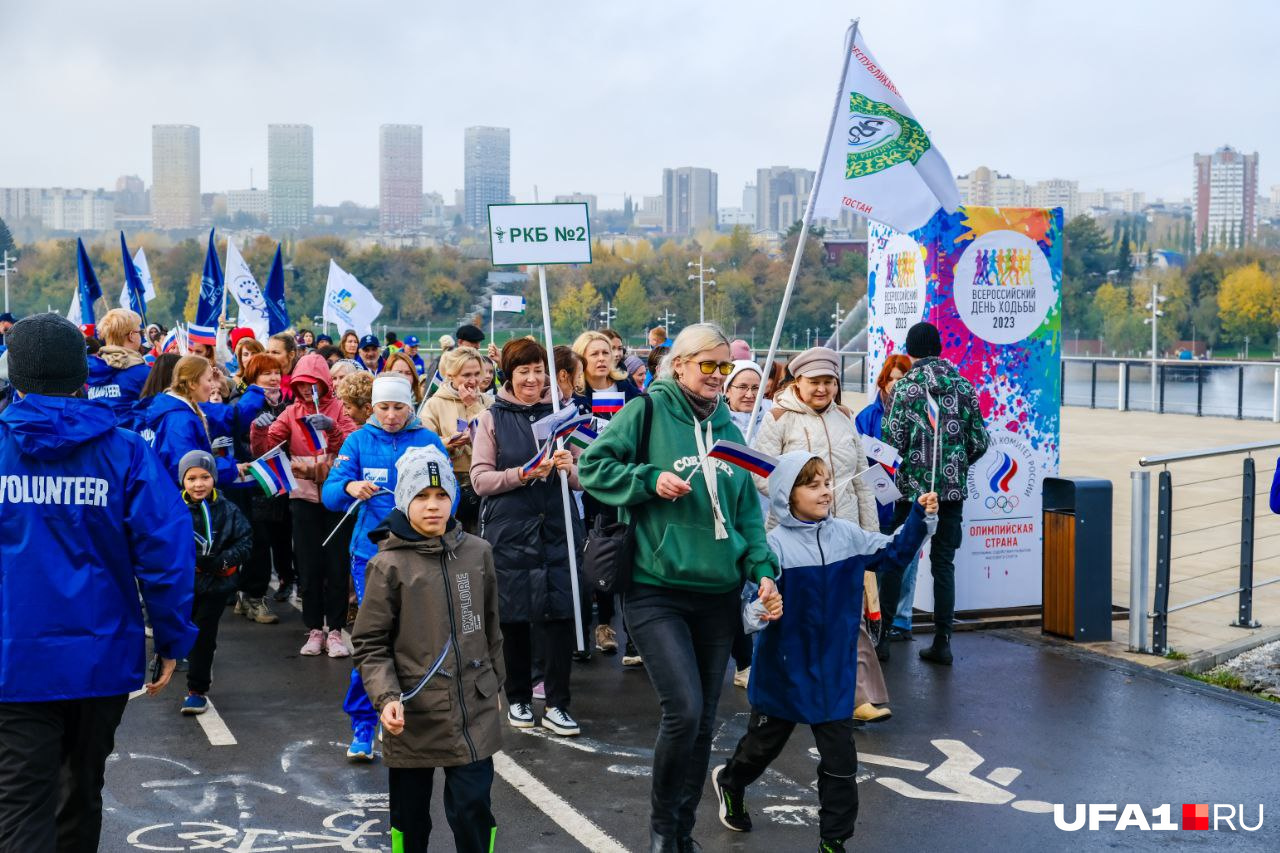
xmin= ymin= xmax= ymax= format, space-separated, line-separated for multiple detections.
xmin=592 ymin=390 xmax=625 ymax=415
xmin=187 ymin=323 xmax=217 ymax=347
xmin=521 ymin=440 xmax=554 ymax=475
xmin=925 ymin=390 xmax=940 ymax=431
xmin=302 ymin=418 xmax=327 ymax=454
xmin=553 ymin=413 xmax=593 ymax=441
xmin=707 ymin=440 xmax=779 ymax=478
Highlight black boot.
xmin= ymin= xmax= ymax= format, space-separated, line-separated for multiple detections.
xmin=650 ymin=829 xmax=677 ymax=852
xmin=874 ymin=629 xmax=891 ymax=662
xmin=677 ymin=837 xmax=702 ymax=853
xmin=919 ymin=633 xmax=953 ymax=665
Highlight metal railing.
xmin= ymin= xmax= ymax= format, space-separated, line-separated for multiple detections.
xmin=1063 ymin=356 xmax=1280 ymax=422
xmin=1129 ymin=440 xmax=1280 ymax=653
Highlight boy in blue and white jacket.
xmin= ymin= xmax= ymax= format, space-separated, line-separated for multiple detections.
xmin=712 ymin=451 xmax=937 ymax=853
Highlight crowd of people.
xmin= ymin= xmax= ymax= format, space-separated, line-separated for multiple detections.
xmin=0 ymin=308 xmax=989 ymax=853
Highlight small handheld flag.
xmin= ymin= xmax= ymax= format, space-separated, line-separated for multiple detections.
xmin=186 ymin=323 xmax=217 ymax=347
xmin=591 ymin=390 xmax=625 ymax=415
xmin=707 ymin=440 xmax=779 ymax=478
xmin=426 ymin=370 xmax=444 ymax=398
xmin=159 ymin=327 xmax=180 ymax=354
xmin=552 ymin=413 xmax=593 ymax=442
xmin=925 ymin=390 xmax=940 ymax=432
xmin=521 ymin=440 xmax=554 ymax=476
xmin=248 ymin=449 xmax=298 ymax=497
xmin=302 ymin=418 xmax=326 ymax=454
xmin=926 ymin=390 xmax=941 ymax=491
xmin=566 ymin=425 xmax=598 ymax=450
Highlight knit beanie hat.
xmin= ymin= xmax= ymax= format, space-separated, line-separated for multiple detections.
xmin=179 ymin=449 xmax=216 ymax=484
xmin=6 ymin=313 xmax=89 ymax=395
xmin=624 ymin=355 xmax=645 ymax=376
xmin=394 ymin=445 xmax=458 ymax=515
xmin=371 ymin=374 xmax=414 ymax=407
xmin=905 ymin=322 xmax=942 ymax=359
xmin=724 ymin=359 xmax=763 ymax=391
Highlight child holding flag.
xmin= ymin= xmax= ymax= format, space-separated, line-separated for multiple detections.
xmin=251 ymin=352 xmax=357 ymax=658
xmin=176 ymin=450 xmax=252 ymax=716
xmin=711 ymin=451 xmax=937 ymax=852
xmin=322 ymin=375 xmax=448 ymax=761
xmin=351 ymin=445 xmax=504 ymax=853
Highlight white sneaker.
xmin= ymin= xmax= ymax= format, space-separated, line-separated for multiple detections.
xmin=733 ymin=667 xmax=750 ymax=689
xmin=327 ymin=629 xmax=350 ymax=658
xmin=299 ymin=629 xmax=325 ymax=656
xmin=507 ymin=702 xmax=535 ymax=729
xmin=541 ymin=706 xmax=580 ymax=737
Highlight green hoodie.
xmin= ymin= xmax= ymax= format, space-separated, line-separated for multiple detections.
xmin=577 ymin=378 xmax=778 ymax=593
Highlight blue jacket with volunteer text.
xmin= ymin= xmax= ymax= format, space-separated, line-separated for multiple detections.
xmin=748 ymin=451 xmax=932 ymax=724
xmin=0 ymin=394 xmax=198 ymax=701
xmin=86 ymin=353 xmax=151 ymax=429
xmin=138 ymin=387 xmax=264 ymax=487
xmin=321 ymin=413 xmax=448 ymax=563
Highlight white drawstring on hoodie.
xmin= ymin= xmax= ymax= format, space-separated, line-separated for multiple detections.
xmin=693 ymin=417 xmax=729 ymax=540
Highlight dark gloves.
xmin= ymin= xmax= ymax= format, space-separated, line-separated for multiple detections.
xmin=196 ymin=554 xmax=223 ymax=573
xmin=305 ymin=413 xmax=335 ymax=432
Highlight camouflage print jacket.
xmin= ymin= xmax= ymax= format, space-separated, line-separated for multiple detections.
xmin=882 ymin=357 xmax=989 ymax=502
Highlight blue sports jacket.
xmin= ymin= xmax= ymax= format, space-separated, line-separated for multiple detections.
xmin=322 ymin=413 xmax=447 ymax=563
xmin=0 ymin=394 xmax=197 ymax=701
xmin=137 ymin=387 xmax=264 ymax=487
xmin=748 ymin=450 xmax=930 ymax=724
xmin=86 ymin=356 xmax=151 ymax=429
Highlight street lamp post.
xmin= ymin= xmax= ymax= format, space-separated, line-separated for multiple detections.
xmin=687 ymin=255 xmax=716 ymax=324
xmin=1143 ymin=281 xmax=1166 ymax=410
xmin=599 ymin=300 xmax=617 ymax=330
xmin=830 ymin=301 xmax=846 ymax=351
xmin=657 ymin=308 xmax=678 ymax=333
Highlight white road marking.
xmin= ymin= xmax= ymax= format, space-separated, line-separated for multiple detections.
xmin=195 ymin=698 xmax=238 ymax=746
xmin=492 ymin=751 xmax=628 ymax=853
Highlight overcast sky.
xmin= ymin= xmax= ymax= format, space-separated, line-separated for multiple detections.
xmin=2 ymin=1 xmax=1276 ymax=208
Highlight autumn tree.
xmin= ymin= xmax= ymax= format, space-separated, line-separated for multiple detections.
xmin=551 ymin=281 xmax=601 ymax=335
xmin=613 ymin=272 xmax=648 ymax=336
xmin=1217 ymin=263 xmax=1277 ymax=344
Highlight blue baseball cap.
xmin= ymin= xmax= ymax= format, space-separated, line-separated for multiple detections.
xmin=359 ymin=334 xmax=380 ymax=350
xmin=404 ymin=335 xmax=420 ymax=347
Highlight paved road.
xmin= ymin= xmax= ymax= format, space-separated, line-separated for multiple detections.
xmin=102 ymin=597 xmax=1280 ymax=851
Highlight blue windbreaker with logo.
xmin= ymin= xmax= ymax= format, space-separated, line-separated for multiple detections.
xmin=0 ymin=393 xmax=198 ymax=701
xmin=321 ymin=414 xmax=447 ymax=563
xmin=748 ymin=451 xmax=931 ymax=724
xmin=85 ymin=356 xmax=151 ymax=429
xmin=137 ymin=387 xmax=264 ymax=487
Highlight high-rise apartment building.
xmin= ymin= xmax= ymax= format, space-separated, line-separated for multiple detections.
xmin=464 ymin=126 xmax=510 ymax=228
xmin=1028 ymin=179 xmax=1079 ymax=220
xmin=113 ymin=175 xmax=149 ymax=216
xmin=268 ymin=124 xmax=314 ymax=228
xmin=380 ymin=124 xmax=423 ymax=232
xmin=756 ymin=166 xmax=814 ymax=233
xmin=151 ymin=124 xmax=200 ymax=229
xmin=662 ymin=167 xmax=718 ymax=235
xmin=956 ymin=166 xmax=1028 ymax=208
xmin=553 ymin=192 xmax=597 ymax=219
xmin=1194 ymin=145 xmax=1259 ymax=249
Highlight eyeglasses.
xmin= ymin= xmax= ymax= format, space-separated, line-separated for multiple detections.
xmin=727 ymin=383 xmax=760 ymax=394
xmin=695 ymin=360 xmax=735 ymax=376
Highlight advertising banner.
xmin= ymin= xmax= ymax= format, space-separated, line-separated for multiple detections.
xmin=867 ymin=206 xmax=1062 ymax=609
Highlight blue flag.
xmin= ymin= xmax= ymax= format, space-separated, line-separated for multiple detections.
xmin=265 ymin=244 xmax=290 ymax=335
xmin=120 ymin=232 xmax=148 ymax=323
xmin=75 ymin=238 xmax=102 ymax=328
xmin=196 ymin=229 xmax=224 ymax=327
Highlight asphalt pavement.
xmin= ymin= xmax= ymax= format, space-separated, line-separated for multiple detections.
xmin=101 ymin=594 xmax=1280 ymax=852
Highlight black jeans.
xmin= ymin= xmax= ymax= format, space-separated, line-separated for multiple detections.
xmin=388 ymin=758 xmax=495 ymax=853
xmin=242 ymin=510 xmax=294 ymax=598
xmin=0 ymin=694 xmax=128 ymax=853
xmin=188 ymin=586 xmax=229 ymax=694
xmin=502 ymin=620 xmax=573 ymax=709
xmin=880 ymin=499 xmax=963 ymax=638
xmin=720 ymin=712 xmax=859 ymax=842
xmin=290 ymin=499 xmax=350 ymax=631
xmin=623 ymin=582 xmax=739 ymax=839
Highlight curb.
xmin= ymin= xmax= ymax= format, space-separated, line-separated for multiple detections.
xmin=1165 ymin=626 xmax=1280 ymax=675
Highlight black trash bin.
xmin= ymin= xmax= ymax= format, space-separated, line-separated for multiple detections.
xmin=1042 ymin=476 xmax=1112 ymax=642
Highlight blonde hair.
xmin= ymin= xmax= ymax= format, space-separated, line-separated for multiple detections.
xmin=99 ymin=308 xmax=141 ymax=347
xmin=572 ymin=331 xmax=627 ymax=383
xmin=439 ymin=345 xmax=482 ymax=380
xmin=169 ymin=355 xmax=214 ymax=437
xmin=336 ymin=371 xmax=373 ymax=409
xmin=381 ymin=352 xmax=424 ymax=404
xmin=657 ymin=323 xmax=730 ymax=381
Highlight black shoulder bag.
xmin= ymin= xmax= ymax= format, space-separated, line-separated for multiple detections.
xmin=582 ymin=395 xmax=652 ymax=595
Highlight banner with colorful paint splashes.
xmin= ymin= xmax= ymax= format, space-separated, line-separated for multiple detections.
xmin=868 ymin=205 xmax=1062 ymax=610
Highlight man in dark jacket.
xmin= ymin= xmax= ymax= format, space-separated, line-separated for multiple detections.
xmin=882 ymin=321 xmax=989 ymax=666
xmin=0 ymin=313 xmax=198 ymax=850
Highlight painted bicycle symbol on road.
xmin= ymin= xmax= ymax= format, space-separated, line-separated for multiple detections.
xmin=126 ymin=807 xmax=388 ymax=851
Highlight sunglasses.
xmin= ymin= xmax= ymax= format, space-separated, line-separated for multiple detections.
xmin=694 ymin=360 xmax=735 ymax=376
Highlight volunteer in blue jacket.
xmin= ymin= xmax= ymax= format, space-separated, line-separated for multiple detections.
xmin=322 ymin=374 xmax=447 ymax=761
xmin=402 ymin=335 xmax=426 ymax=375
xmin=139 ymin=355 xmax=265 ymax=486
xmin=85 ymin=308 xmax=151 ymax=428
xmin=0 ymin=313 xmax=198 ymax=852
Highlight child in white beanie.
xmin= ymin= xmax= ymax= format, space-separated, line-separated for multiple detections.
xmin=351 ymin=445 xmax=505 ymax=853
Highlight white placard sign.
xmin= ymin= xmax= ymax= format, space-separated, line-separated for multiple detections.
xmin=488 ymin=203 xmax=592 ymax=266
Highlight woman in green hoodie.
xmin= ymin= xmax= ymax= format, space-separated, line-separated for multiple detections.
xmin=578 ymin=323 xmax=781 ymax=853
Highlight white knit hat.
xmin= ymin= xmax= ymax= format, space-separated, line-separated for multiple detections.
xmin=372 ymin=374 xmax=414 ymax=407
xmin=394 ymin=445 xmax=458 ymax=515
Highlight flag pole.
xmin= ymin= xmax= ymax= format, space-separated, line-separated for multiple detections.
xmin=745 ymin=18 xmax=859 ymax=445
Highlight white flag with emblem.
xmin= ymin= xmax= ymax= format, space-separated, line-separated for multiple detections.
xmin=323 ymin=260 xmax=383 ymax=337
xmin=224 ymin=239 xmax=272 ymax=340
xmin=811 ymin=23 xmax=959 ymax=234
xmin=118 ymin=248 xmax=158 ymax=311
xmin=491 ymin=294 xmax=525 ymax=313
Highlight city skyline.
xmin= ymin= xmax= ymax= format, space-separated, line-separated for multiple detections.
xmin=2 ymin=2 xmax=1276 ymax=209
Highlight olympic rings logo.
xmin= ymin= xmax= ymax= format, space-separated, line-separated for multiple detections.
xmin=985 ymin=494 xmax=1021 ymax=512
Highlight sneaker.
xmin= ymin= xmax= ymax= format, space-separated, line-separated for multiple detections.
xmin=346 ymin=723 xmax=375 ymax=761
xmin=853 ymin=702 xmax=892 ymax=723
xmin=246 ymin=598 xmax=279 ymax=624
xmin=233 ymin=593 xmax=247 ymax=615
xmin=571 ymin=648 xmax=592 ymax=663
xmin=507 ymin=702 xmax=535 ymax=729
xmin=327 ymin=629 xmax=350 ymax=658
xmin=541 ymin=706 xmax=580 ymax=736
xmin=733 ymin=667 xmax=750 ymax=689
xmin=818 ymin=839 xmax=847 ymax=853
xmin=711 ymin=765 xmax=751 ymax=832
xmin=888 ymin=626 xmax=913 ymax=642
xmin=175 ymin=658 xmax=189 ymax=672
xmin=273 ymin=583 xmax=295 ymax=603
xmin=300 ymin=629 xmax=326 ymax=656
xmin=595 ymin=624 xmax=618 ymax=654
xmin=622 ymin=640 xmax=643 ymax=667
xmin=532 ymin=681 xmax=546 ymax=701
xmin=180 ymin=692 xmax=208 ymax=715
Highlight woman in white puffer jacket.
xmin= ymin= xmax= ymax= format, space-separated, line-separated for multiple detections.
xmin=750 ymin=348 xmax=878 ymax=532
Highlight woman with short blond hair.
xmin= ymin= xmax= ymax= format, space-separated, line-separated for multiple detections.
xmin=87 ymin=308 xmax=150 ymax=426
